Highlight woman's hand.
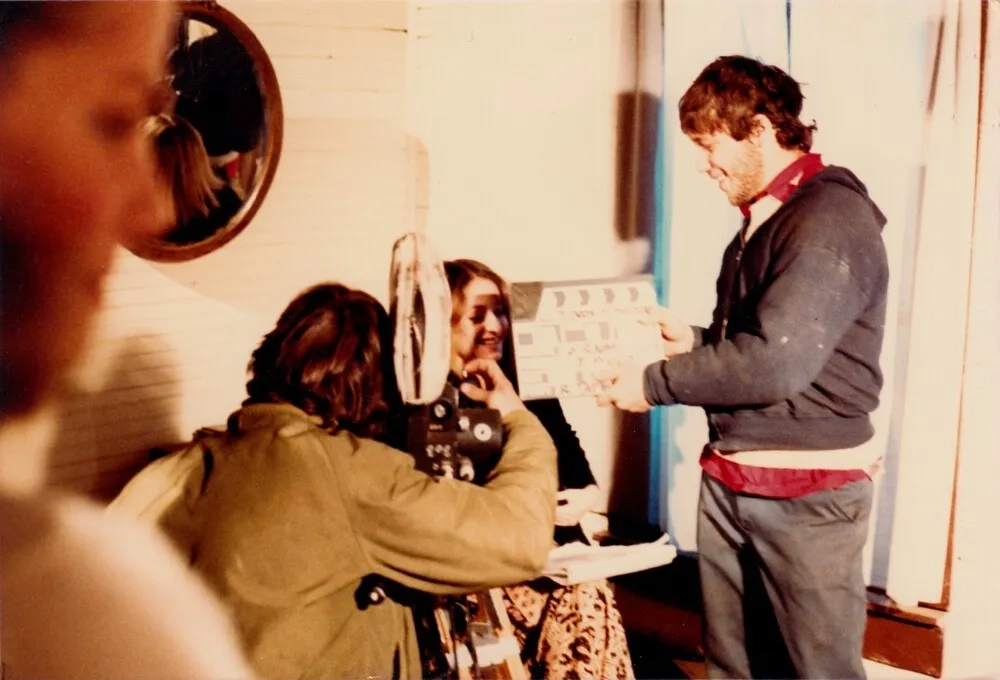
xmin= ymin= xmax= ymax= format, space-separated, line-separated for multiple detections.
xmin=555 ymin=484 xmax=600 ymax=526
xmin=459 ymin=359 xmax=525 ymax=418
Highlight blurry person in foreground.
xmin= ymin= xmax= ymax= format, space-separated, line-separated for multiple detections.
xmin=0 ymin=2 xmax=252 ymax=677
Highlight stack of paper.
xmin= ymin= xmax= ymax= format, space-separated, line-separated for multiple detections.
xmin=543 ymin=534 xmax=677 ymax=586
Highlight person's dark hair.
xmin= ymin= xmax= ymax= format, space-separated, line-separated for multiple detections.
xmin=0 ymin=2 xmax=72 ymax=421
xmin=679 ymin=55 xmax=817 ymax=152
xmin=443 ymin=259 xmax=519 ymax=391
xmin=0 ymin=2 xmax=68 ymax=61
xmin=0 ymin=2 xmax=42 ymax=30
xmin=245 ymin=283 xmax=397 ymax=439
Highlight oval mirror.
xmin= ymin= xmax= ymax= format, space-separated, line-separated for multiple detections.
xmin=128 ymin=1 xmax=283 ymax=262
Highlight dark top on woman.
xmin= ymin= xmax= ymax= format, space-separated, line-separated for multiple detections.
xmin=524 ymin=399 xmax=597 ymax=545
xmin=524 ymin=399 xmax=596 ymax=491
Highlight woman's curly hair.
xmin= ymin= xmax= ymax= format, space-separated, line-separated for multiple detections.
xmin=245 ymin=283 xmax=397 ymax=439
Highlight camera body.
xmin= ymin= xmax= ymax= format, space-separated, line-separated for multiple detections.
xmin=404 ymin=382 xmax=503 ymax=484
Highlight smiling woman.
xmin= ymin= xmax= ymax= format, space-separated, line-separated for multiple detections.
xmin=443 ymin=259 xmax=634 ymax=680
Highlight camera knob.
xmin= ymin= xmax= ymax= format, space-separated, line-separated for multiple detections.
xmin=431 ymin=400 xmax=453 ymax=422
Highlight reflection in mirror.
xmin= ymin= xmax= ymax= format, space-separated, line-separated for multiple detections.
xmin=129 ymin=2 xmax=283 ymax=263
xmin=148 ymin=114 xmax=245 ymax=246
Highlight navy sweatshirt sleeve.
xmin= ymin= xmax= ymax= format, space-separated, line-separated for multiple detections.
xmin=644 ymin=203 xmax=882 ymax=408
xmin=689 ymin=247 xmax=730 ymax=350
xmin=525 ymin=399 xmax=597 ymax=490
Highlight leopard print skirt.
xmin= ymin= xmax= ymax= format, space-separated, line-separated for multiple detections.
xmin=502 ymin=579 xmax=634 ymax=680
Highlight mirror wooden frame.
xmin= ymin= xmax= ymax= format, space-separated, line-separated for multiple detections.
xmin=129 ymin=0 xmax=283 ymax=263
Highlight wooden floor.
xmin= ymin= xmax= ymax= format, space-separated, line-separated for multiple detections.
xmin=627 ymin=632 xmax=707 ymax=679
xmin=611 ymin=549 xmax=943 ymax=679
xmin=613 ymin=552 xmax=709 ymax=679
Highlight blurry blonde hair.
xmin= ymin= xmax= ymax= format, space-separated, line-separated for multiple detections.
xmin=146 ymin=113 xmax=223 ymax=225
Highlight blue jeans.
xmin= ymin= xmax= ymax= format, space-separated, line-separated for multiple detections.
xmin=697 ymin=473 xmax=873 ymax=679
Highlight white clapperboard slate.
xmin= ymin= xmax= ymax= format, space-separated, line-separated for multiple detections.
xmin=509 ymin=275 xmax=663 ymax=401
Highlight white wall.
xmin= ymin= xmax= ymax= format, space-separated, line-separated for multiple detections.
xmin=51 ymin=0 xmax=643 ymax=509
xmin=940 ymin=3 xmax=1000 ymax=674
xmin=405 ymin=0 xmax=642 ymax=513
xmin=790 ymin=0 xmax=938 ymax=600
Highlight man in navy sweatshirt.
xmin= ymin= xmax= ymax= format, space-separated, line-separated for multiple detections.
xmin=600 ymin=56 xmax=888 ymax=679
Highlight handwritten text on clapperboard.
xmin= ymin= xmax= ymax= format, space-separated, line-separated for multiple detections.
xmin=511 ymin=277 xmax=664 ymax=401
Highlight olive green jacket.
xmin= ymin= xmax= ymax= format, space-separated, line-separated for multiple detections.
xmin=147 ymin=403 xmax=557 ymax=680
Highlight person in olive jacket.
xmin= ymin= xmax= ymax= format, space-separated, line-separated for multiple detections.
xmin=157 ymin=283 xmax=558 ymax=680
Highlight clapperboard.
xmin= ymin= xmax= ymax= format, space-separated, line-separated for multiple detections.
xmin=509 ymin=275 xmax=663 ymax=400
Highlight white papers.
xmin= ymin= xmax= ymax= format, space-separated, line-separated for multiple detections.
xmin=577 ymin=511 xmax=609 ymax=545
xmin=543 ymin=534 xmax=677 ymax=586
